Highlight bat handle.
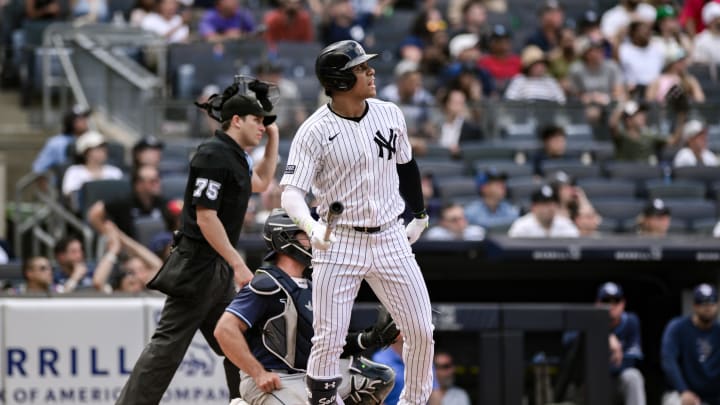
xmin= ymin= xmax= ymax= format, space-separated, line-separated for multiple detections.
xmin=323 ymin=224 xmax=334 ymax=242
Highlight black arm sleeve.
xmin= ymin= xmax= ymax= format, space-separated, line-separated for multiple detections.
xmin=396 ymin=158 xmax=425 ymax=216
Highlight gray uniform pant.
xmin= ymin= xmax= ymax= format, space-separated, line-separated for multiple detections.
xmin=116 ymin=250 xmax=236 ymax=405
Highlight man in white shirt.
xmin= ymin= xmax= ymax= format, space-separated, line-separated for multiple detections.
xmin=692 ymin=2 xmax=720 ymax=65
xmin=425 ymin=203 xmax=485 ymax=241
xmin=673 ymin=119 xmax=719 ymax=167
xmin=508 ymin=185 xmax=580 ymax=238
xmin=619 ymin=21 xmax=665 ymax=92
xmin=601 ymin=0 xmax=656 ymax=42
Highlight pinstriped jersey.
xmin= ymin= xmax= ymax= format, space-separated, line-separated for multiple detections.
xmin=280 ymin=98 xmax=412 ymax=227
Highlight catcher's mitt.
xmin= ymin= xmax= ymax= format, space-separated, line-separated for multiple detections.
xmin=360 ymin=305 xmax=400 ymax=349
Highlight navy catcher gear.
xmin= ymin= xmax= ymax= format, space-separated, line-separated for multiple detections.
xmin=263 ymin=208 xmax=312 ymax=268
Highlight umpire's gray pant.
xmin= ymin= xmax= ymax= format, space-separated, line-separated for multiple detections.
xmin=116 ymin=258 xmax=235 ymax=405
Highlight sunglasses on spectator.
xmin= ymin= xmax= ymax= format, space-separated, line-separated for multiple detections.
xmin=600 ymin=298 xmax=621 ymax=304
xmin=435 ymin=363 xmax=453 ymax=370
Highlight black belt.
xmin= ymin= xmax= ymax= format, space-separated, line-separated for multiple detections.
xmin=353 ymin=226 xmax=382 ymax=233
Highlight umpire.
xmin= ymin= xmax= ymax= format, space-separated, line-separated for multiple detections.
xmin=116 ymin=81 xmax=280 ymax=405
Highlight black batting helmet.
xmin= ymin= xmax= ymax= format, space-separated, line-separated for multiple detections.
xmin=315 ymin=40 xmax=378 ymax=92
xmin=263 ymin=208 xmax=312 ymax=268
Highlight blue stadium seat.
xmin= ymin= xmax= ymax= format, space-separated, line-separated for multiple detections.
xmin=417 ymin=159 xmax=468 ymax=178
xmin=592 ymin=198 xmax=645 ymax=233
xmin=541 ymin=161 xmax=602 ymax=180
xmin=644 ymin=179 xmax=707 ymax=201
xmin=577 ymin=178 xmax=636 ymax=200
xmin=436 ymin=176 xmax=478 ymax=202
xmin=474 ymin=160 xmax=533 ymax=178
xmin=161 ymin=174 xmax=188 ymax=201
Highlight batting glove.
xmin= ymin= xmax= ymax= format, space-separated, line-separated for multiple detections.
xmin=405 ymin=216 xmax=429 ymax=245
xmin=310 ymin=222 xmax=337 ymax=251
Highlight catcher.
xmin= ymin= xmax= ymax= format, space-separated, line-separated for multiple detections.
xmin=215 ymin=209 xmax=399 ymax=405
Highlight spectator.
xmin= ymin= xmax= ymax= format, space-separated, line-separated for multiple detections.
xmin=448 ymin=0 xmax=488 ymax=38
xmin=651 ymin=5 xmax=692 ymax=62
xmin=569 ymin=36 xmax=625 ymax=125
xmin=692 ymin=2 xmax=720 ymax=65
xmin=525 ymin=0 xmax=565 ymax=53
xmin=504 ymin=45 xmax=566 ymax=104
xmin=660 ymin=283 xmax=720 ymax=405
xmin=576 ymin=9 xmax=613 ymax=58
xmin=199 ymin=0 xmax=256 ymax=42
xmin=129 ymin=0 xmax=155 ymax=27
xmin=61 ymin=130 xmax=123 ymax=204
xmin=372 ymin=335 xmax=438 ymax=405
xmin=317 ymin=0 xmax=386 ymax=46
xmin=263 ymin=0 xmax=313 ymax=44
xmin=25 ymin=0 xmax=62 ymax=20
xmin=111 ymin=222 xmax=163 ymax=291
xmin=433 ymin=351 xmax=471 ymax=405
xmin=379 ymin=60 xmax=435 ymax=139
xmin=600 ymin=0 xmax=657 ymax=45
xmin=508 ymin=185 xmax=580 ymax=238
xmin=673 ymin=120 xmax=719 ymax=167
xmin=32 ymin=105 xmax=91 ymax=174
xmin=432 ymin=88 xmax=484 ymax=156
xmin=680 ymin=0 xmax=720 ymax=35
xmin=618 ymin=21 xmax=665 ymax=96
xmin=569 ymin=199 xmax=602 ymax=237
xmin=398 ymin=8 xmax=449 ymax=65
xmin=442 ymin=33 xmax=495 ymax=99
xmin=52 ymin=236 xmax=103 ymax=292
xmin=477 ymin=24 xmax=521 ymax=90
xmin=646 ymin=50 xmax=705 ymax=104
xmin=72 ymin=0 xmax=109 ymax=23
xmin=424 ymin=203 xmax=485 ymax=241
xmin=465 ymin=169 xmax=519 ymax=229
xmin=532 ymin=125 xmax=569 ymax=176
xmin=140 ymin=0 xmax=189 ymax=44
xmin=547 ymin=26 xmax=579 ymax=93
xmin=637 ymin=198 xmax=671 ymax=237
xmin=18 ymin=256 xmax=55 ymax=294
xmin=88 ymin=164 xmax=170 ymax=243
xmin=609 ymin=100 xmax=682 ymax=163
xmin=548 ymin=170 xmax=587 ymax=219
xmin=132 ymin=135 xmax=164 ymax=169
xmin=596 ymin=282 xmax=647 ymax=405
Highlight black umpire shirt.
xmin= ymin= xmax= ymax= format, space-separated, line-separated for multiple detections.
xmin=179 ymin=130 xmax=252 ymax=248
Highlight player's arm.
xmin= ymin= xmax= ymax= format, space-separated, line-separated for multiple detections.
xmin=251 ymin=123 xmax=280 ymax=193
xmin=281 ymin=185 xmax=335 ymax=250
xmin=197 ymin=206 xmax=253 ymax=288
xmin=660 ymin=320 xmax=690 ymax=394
xmin=214 ymin=312 xmax=281 ymax=393
xmin=397 ymin=159 xmax=428 ymax=244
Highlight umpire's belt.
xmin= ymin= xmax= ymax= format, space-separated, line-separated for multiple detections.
xmin=350 ymin=222 xmax=392 ymax=234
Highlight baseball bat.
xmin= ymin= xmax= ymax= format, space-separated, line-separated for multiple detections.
xmin=324 ymin=201 xmax=345 ymax=242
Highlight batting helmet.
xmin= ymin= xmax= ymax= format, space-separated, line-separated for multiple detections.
xmin=315 ymin=40 xmax=378 ymax=92
xmin=263 ymin=208 xmax=312 ymax=268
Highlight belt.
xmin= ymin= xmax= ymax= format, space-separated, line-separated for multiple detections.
xmin=353 ymin=226 xmax=382 ymax=233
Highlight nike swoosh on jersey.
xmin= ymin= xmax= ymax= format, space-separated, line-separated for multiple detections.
xmin=329 ymin=133 xmax=340 ymax=141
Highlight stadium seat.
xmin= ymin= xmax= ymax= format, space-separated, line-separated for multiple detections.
xmin=422 ymin=144 xmax=454 ymax=159
xmin=133 ymin=217 xmax=167 ymax=248
xmin=663 ymin=199 xmax=718 ymax=223
xmin=436 ymin=176 xmax=478 ymax=202
xmin=0 ymin=262 xmax=24 ymax=284
xmin=80 ymin=178 xmax=132 ymax=219
xmin=417 ymin=159 xmax=468 ymax=178
xmin=592 ymin=198 xmax=645 ymax=233
xmin=461 ymin=142 xmax=517 ymax=163
xmin=105 ymin=141 xmax=127 ymax=170
xmin=577 ymin=178 xmax=636 ymax=200
xmin=673 ymin=166 xmax=720 ymax=192
xmin=540 ymin=161 xmax=602 ymax=180
xmin=161 ymin=174 xmax=188 ymax=200
xmin=644 ymin=179 xmax=706 ymax=201
xmin=506 ymin=176 xmax=544 ymax=205
xmin=473 ymin=160 xmax=533 ymax=178
xmin=603 ymin=161 xmax=665 ymax=196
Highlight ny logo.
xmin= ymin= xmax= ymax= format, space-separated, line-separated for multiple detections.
xmin=374 ymin=129 xmax=397 ymax=160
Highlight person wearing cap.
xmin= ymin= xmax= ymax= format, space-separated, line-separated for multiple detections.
xmin=637 ymin=198 xmax=672 ymax=236
xmin=609 ymin=100 xmax=682 ymax=163
xmin=600 ymin=0 xmax=657 ymax=44
xmin=568 ymin=199 xmax=602 ymax=237
xmin=442 ymin=32 xmax=496 ymax=98
xmin=132 ymin=135 xmax=164 ymax=169
xmin=477 ymin=24 xmax=522 ymax=88
xmin=618 ymin=21 xmax=665 ymax=96
xmin=504 ymin=45 xmax=566 ymax=104
xmin=692 ymin=2 xmax=720 ymax=65
xmin=379 ymin=59 xmax=435 ymax=138
xmin=660 ymin=283 xmax=720 ymax=405
xmin=568 ymin=35 xmax=625 ymax=119
xmin=532 ymin=125 xmax=570 ymax=176
xmin=548 ymin=170 xmax=589 ymax=219
xmin=646 ymin=48 xmax=705 ymax=104
xmin=424 ymin=203 xmax=485 ymax=241
xmin=651 ymin=5 xmax=692 ymax=63
xmin=673 ymin=120 xmax=719 ymax=167
xmin=465 ymin=168 xmax=519 ymax=229
xmin=61 ymin=130 xmax=123 ymax=203
xmin=508 ymin=184 xmax=579 ymax=238
xmin=262 ymin=0 xmax=313 ymax=44
xmin=592 ymin=282 xmax=647 ymax=405
xmin=681 ymin=0 xmax=720 ymax=35
xmin=525 ymin=0 xmax=565 ymax=53
xmin=32 ymin=104 xmax=91 ymax=175
xmin=116 ymin=89 xmax=279 ymax=404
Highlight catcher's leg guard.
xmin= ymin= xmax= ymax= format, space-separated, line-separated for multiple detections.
xmin=306 ymin=376 xmax=342 ymax=405
xmin=344 ymin=356 xmax=395 ymax=405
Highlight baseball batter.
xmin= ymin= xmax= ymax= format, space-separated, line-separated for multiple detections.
xmin=279 ymin=40 xmax=434 ymax=405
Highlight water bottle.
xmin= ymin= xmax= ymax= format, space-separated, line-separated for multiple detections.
xmin=176 ymin=64 xmax=195 ymax=100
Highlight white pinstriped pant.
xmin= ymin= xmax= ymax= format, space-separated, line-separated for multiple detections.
xmin=307 ymin=221 xmax=435 ymax=405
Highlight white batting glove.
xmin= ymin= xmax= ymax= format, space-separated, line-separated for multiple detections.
xmin=405 ymin=216 xmax=429 ymax=245
xmin=309 ymin=222 xmax=337 ymax=251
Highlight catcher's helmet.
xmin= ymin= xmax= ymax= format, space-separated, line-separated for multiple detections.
xmin=263 ymin=208 xmax=312 ymax=268
xmin=315 ymin=40 xmax=378 ymax=92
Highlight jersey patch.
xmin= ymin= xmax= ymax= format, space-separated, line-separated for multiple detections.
xmin=284 ymin=165 xmax=296 ymax=175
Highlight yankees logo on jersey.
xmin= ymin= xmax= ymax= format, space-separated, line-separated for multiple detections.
xmin=281 ymin=99 xmax=412 ymax=227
